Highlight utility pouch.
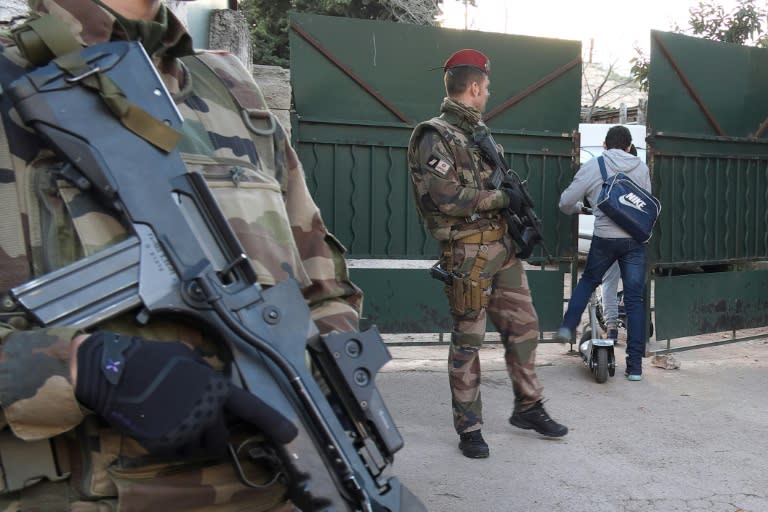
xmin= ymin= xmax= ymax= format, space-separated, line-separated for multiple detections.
xmin=446 ymin=273 xmax=466 ymax=316
xmin=467 ymin=274 xmax=491 ymax=312
xmin=446 ymin=272 xmax=491 ymax=317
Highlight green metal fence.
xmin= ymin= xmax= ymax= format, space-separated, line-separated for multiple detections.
xmin=288 ymin=17 xmax=768 ymax=347
xmin=288 ymin=19 xmax=768 ymax=348
xmin=647 ymin=31 xmax=768 ymax=350
xmin=289 ymin=13 xmax=582 ymax=335
xmin=289 ymin=13 xmax=581 ymax=260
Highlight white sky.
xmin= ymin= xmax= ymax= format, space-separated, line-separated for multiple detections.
xmin=438 ymin=0 xmax=752 ymax=73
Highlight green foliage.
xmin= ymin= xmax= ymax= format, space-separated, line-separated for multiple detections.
xmin=240 ymin=0 xmax=441 ymax=67
xmin=688 ymin=0 xmax=766 ymax=45
xmin=630 ymin=0 xmax=768 ymax=91
xmin=629 ymin=45 xmax=649 ymax=93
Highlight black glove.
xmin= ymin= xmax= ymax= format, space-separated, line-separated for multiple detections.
xmin=75 ymin=331 xmax=298 ymax=455
xmin=502 ymin=184 xmax=524 ymax=213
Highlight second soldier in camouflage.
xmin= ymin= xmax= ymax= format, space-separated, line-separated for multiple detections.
xmin=407 ymin=49 xmax=568 ymax=459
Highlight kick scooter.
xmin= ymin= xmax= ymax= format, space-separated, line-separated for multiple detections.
xmin=578 ymin=289 xmax=616 ymax=383
xmin=574 ymin=205 xmax=615 ymax=383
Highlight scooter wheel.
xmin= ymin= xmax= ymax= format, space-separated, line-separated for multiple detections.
xmin=608 ymin=349 xmax=616 ymax=376
xmin=594 ymin=347 xmax=609 ymax=384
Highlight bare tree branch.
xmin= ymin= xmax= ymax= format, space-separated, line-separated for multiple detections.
xmin=582 ymin=61 xmax=642 ymax=122
xmin=382 ymin=0 xmax=441 ymax=25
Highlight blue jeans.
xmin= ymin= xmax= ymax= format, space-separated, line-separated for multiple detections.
xmin=562 ymin=236 xmax=647 ymax=374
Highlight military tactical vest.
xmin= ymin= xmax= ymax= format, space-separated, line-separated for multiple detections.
xmin=0 ymin=40 xmax=301 ymax=508
xmin=0 ymin=49 xmax=310 ymax=295
xmin=408 ymin=116 xmax=503 ymax=241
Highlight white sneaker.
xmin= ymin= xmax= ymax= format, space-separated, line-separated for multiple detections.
xmin=555 ymin=327 xmax=572 ymax=343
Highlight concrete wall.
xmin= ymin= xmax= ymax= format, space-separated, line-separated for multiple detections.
xmin=175 ymin=0 xmax=227 ymax=49
xmin=205 ymin=10 xmax=292 ymax=134
xmin=251 ymin=65 xmax=291 ymax=136
xmin=209 ymin=9 xmax=252 ymax=73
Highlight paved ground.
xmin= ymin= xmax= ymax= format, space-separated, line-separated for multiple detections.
xmin=377 ymin=337 xmax=768 ymax=512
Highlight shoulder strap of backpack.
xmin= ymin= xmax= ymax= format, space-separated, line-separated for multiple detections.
xmin=597 ymin=156 xmax=608 ymax=182
xmin=186 ymin=51 xmax=277 ymax=136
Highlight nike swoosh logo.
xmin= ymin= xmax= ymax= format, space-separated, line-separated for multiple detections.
xmin=618 ymin=194 xmax=648 ymax=213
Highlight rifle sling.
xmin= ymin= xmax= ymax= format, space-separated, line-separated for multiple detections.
xmin=12 ymin=14 xmax=180 ymax=153
xmin=11 ymin=14 xmax=80 ymax=67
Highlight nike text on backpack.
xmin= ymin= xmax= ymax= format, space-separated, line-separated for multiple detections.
xmin=596 ymin=156 xmax=661 ymax=243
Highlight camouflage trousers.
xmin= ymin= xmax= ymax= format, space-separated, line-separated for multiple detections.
xmin=443 ymin=236 xmax=544 ymax=434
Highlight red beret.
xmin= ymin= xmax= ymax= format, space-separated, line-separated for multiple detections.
xmin=443 ymin=49 xmax=490 ymax=75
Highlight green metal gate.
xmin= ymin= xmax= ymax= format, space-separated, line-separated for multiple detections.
xmin=289 ymin=13 xmax=582 ymax=335
xmin=647 ymin=30 xmax=768 ymax=352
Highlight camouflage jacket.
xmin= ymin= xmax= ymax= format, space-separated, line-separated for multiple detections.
xmin=407 ymin=112 xmax=509 ymax=242
xmin=0 ymin=1 xmax=361 ymax=509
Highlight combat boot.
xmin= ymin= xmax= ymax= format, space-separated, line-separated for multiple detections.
xmin=458 ymin=430 xmax=489 ymax=458
xmin=509 ymin=401 xmax=568 ymax=437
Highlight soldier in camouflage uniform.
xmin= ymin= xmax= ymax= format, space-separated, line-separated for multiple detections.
xmin=407 ymin=49 xmax=568 ymax=459
xmin=0 ymin=0 xmax=363 ymax=509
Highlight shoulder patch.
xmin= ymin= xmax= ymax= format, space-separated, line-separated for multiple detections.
xmin=426 ymin=155 xmax=451 ymax=175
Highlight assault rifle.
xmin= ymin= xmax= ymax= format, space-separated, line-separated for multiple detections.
xmin=473 ymin=128 xmax=551 ymax=261
xmin=4 ymin=41 xmax=424 ymax=512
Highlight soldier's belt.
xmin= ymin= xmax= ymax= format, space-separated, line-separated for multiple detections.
xmin=454 ymin=227 xmax=505 ymax=244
